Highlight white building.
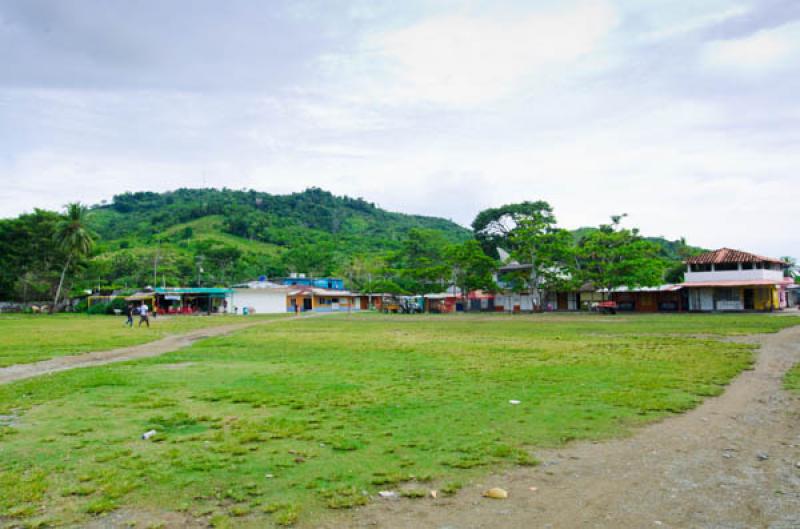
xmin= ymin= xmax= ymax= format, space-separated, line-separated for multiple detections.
xmin=231 ymin=279 xmax=290 ymax=314
xmin=682 ymin=248 xmax=791 ymax=311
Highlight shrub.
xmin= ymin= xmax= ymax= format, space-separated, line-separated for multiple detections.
xmin=87 ymin=303 xmax=109 ymax=315
xmin=108 ymin=297 xmax=129 ymax=314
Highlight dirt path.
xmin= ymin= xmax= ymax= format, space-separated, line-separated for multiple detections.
xmin=0 ymin=314 xmax=326 ymax=385
xmin=328 ymin=325 xmax=800 ymax=529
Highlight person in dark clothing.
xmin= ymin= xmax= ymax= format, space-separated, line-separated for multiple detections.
xmin=125 ymin=304 xmax=134 ymax=327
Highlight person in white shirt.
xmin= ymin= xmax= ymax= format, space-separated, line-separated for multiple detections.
xmin=138 ymin=303 xmax=150 ymax=328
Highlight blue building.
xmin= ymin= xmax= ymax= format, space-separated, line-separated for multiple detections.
xmin=277 ymin=276 xmax=345 ymax=290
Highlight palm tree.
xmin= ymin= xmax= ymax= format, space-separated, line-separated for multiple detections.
xmin=52 ymin=203 xmax=94 ymax=310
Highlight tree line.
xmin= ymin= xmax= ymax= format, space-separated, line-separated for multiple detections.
xmin=0 ymin=195 xmax=705 ymax=308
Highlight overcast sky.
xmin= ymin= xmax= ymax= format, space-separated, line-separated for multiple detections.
xmin=1 ymin=0 xmax=798 ymax=256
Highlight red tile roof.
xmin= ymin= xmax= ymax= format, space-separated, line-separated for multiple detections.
xmin=685 ymin=247 xmax=784 ymax=265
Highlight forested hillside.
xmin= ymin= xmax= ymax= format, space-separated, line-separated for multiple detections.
xmin=0 ymin=188 xmax=472 ymax=300
xmin=0 ymin=188 xmax=706 ymax=302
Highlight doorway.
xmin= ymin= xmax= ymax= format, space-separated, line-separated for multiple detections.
xmin=744 ymin=289 xmax=754 ymax=310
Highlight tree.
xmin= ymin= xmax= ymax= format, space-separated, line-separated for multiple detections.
xmin=472 ymin=201 xmax=556 ymax=258
xmin=575 ymin=215 xmax=665 ymax=298
xmin=473 ymin=201 xmax=573 ymax=310
xmin=387 ymin=228 xmax=451 ymax=294
xmin=446 ymin=240 xmax=498 ymax=311
xmin=509 ymin=217 xmax=575 ymax=311
xmin=53 ymin=203 xmax=94 ymax=309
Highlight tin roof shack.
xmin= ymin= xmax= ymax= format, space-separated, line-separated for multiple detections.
xmin=681 ymin=248 xmax=792 ymax=311
xmin=467 ymin=290 xmax=496 ymax=312
xmin=131 ymin=287 xmax=232 ymax=315
xmin=286 ymin=286 xmax=359 ymax=313
xmin=231 ymin=280 xmax=290 ymax=314
xmin=606 ymin=284 xmax=685 ymax=312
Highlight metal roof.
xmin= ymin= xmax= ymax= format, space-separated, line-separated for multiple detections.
xmin=231 ymin=280 xmax=289 ymax=290
xmin=287 ymin=286 xmax=355 ymax=297
xmin=603 ymin=284 xmax=683 ymax=293
xmin=154 ymin=287 xmax=232 ymax=294
xmin=685 ymin=248 xmax=784 ymax=265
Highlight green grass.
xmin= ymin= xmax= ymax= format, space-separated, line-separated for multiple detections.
xmin=0 ymin=313 xmax=797 ymax=528
xmin=0 ymin=314 xmax=283 ymax=367
xmin=785 ymin=362 xmax=800 ymax=393
xmin=161 ymin=215 xmax=285 ymax=255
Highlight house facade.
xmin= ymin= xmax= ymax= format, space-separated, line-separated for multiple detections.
xmin=286 ymin=285 xmax=359 ymax=313
xmin=681 ymin=248 xmax=791 ymax=311
xmin=493 ymin=263 xmax=583 ymax=312
xmin=231 ymin=280 xmax=290 ymax=314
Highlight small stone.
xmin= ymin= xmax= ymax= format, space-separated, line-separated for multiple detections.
xmin=264 ymin=473 xmax=274 ymax=479
xmin=483 ymin=487 xmax=508 ymax=499
xmin=756 ymin=452 xmax=769 ymax=461
xmin=723 ymin=453 xmax=733 ymax=459
xmin=795 ymin=462 xmax=800 ymax=469
xmin=378 ymin=491 xmax=397 ymax=499
xmin=529 ymin=486 xmax=538 ymax=492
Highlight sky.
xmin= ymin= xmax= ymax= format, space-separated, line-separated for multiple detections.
xmin=1 ymin=0 xmax=798 ymax=257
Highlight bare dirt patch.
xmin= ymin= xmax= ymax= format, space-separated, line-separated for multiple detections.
xmin=324 ymin=325 xmax=800 ymax=529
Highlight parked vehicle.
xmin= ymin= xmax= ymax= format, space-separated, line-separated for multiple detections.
xmin=597 ymin=300 xmax=618 ymax=314
xmin=593 ymin=300 xmax=618 ymax=314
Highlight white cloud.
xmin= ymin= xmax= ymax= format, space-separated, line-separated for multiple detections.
xmin=702 ymin=21 xmax=800 ymax=73
xmin=641 ymin=4 xmax=749 ymax=41
xmin=359 ymin=0 xmax=618 ymax=105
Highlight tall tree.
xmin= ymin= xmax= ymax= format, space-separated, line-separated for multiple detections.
xmin=53 ymin=203 xmax=94 ymax=309
xmin=508 ymin=216 xmax=575 ymax=311
xmin=575 ymin=214 xmax=665 ymax=298
xmin=473 ymin=201 xmax=573 ymax=310
xmin=472 ymin=201 xmax=556 ymax=258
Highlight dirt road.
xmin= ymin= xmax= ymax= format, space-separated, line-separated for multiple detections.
xmin=0 ymin=314 xmax=324 ymax=385
xmin=327 ymin=324 xmax=800 ymax=529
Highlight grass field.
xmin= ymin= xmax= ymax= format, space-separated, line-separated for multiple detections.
xmin=0 ymin=314 xmax=284 ymax=367
xmin=785 ymin=362 xmax=800 ymax=393
xmin=0 ymin=313 xmax=798 ymax=528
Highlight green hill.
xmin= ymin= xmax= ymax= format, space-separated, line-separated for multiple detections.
xmin=79 ymin=187 xmax=471 ymax=289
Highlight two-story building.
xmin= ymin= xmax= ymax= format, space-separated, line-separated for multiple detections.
xmin=681 ymin=248 xmax=791 ymax=311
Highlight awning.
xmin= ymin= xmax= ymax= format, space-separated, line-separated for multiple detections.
xmin=125 ymin=293 xmax=155 ymax=301
xmin=681 ymin=279 xmax=790 ymax=288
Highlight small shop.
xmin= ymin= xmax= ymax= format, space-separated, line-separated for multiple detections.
xmin=153 ymin=287 xmax=232 ymax=315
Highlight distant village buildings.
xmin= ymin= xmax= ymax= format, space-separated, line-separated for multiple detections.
xmin=21 ymin=247 xmax=792 ymax=316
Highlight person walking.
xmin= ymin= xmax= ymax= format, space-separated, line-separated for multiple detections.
xmin=138 ymin=303 xmax=150 ymax=328
xmin=124 ymin=304 xmax=134 ymax=327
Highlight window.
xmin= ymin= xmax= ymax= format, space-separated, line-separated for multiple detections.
xmin=691 ymin=264 xmax=712 ymax=272
xmin=716 ymin=288 xmax=740 ymax=302
xmin=741 ymin=262 xmax=753 ymax=270
xmin=715 ymin=263 xmax=738 ymax=271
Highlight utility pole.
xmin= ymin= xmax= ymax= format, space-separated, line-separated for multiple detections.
xmin=196 ymin=256 xmax=204 ymax=287
xmin=153 ymin=242 xmax=161 ymax=287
